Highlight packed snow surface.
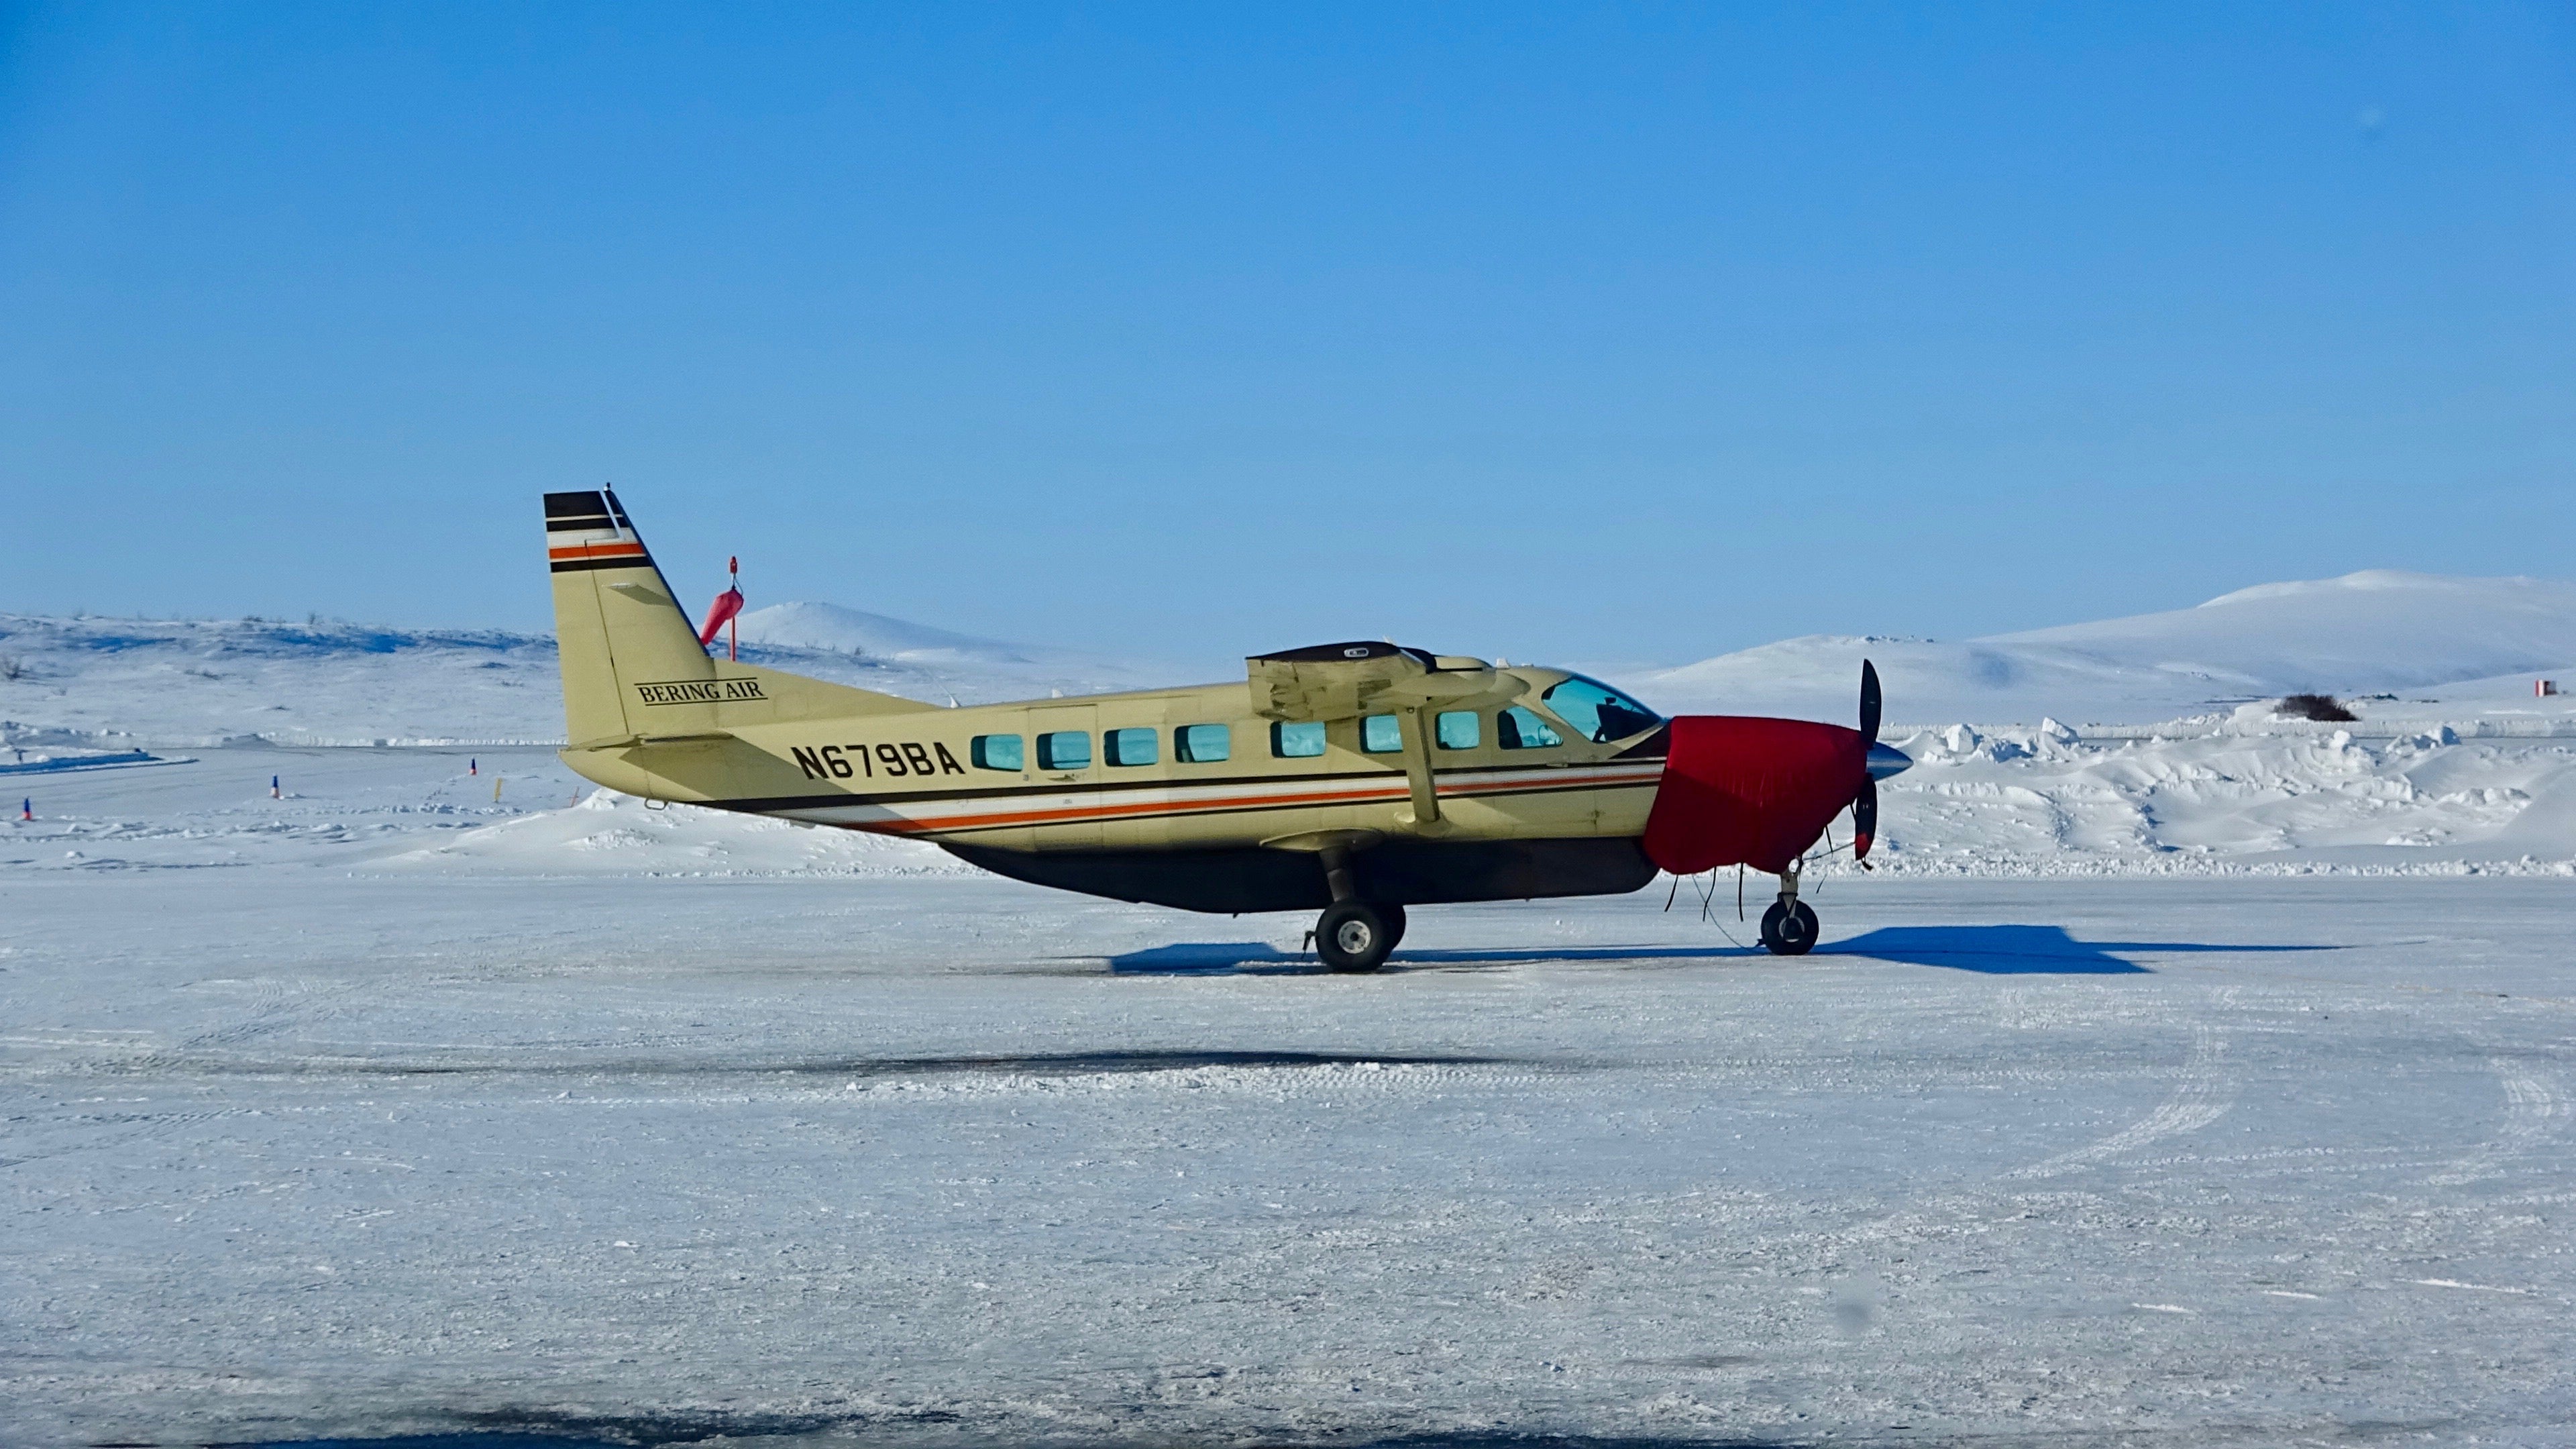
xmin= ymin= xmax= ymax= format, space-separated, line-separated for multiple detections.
xmin=5 ymin=857 xmax=2573 ymax=1446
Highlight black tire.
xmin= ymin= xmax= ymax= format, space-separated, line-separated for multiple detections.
xmin=1316 ymin=900 xmax=1395 ymax=973
xmin=1759 ymin=899 xmax=1819 ymax=956
xmin=1379 ymin=902 xmax=1407 ymax=955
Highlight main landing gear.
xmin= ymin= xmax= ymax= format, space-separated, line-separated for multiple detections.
xmin=1758 ymin=859 xmax=1819 ymax=956
xmin=1317 ymin=899 xmax=1407 ymax=973
xmin=1312 ymin=843 xmax=1406 ymax=973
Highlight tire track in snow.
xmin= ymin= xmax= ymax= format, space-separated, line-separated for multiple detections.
xmin=0 ymin=974 xmax=368 ymax=1169
xmin=2008 ymin=994 xmax=2238 ymax=1179
xmin=2426 ymin=1057 xmax=2565 ymax=1186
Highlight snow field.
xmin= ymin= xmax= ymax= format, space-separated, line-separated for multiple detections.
xmin=3 ymin=869 xmax=2573 ymax=1446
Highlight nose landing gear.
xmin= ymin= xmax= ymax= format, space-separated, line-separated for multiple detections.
xmin=1759 ymin=859 xmax=1818 ymax=956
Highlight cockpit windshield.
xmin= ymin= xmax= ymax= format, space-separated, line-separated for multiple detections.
xmin=1539 ymin=676 xmax=1662 ymax=743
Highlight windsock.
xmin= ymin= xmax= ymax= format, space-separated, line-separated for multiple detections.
xmin=697 ymin=584 xmax=745 ymax=646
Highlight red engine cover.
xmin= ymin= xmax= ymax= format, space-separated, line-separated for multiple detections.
xmin=1642 ymin=716 xmax=1867 ymax=876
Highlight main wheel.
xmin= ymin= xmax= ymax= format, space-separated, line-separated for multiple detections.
xmin=1317 ymin=900 xmax=1397 ymax=973
xmin=1758 ymin=899 xmax=1819 ymax=956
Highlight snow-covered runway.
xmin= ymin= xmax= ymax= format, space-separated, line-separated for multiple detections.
xmin=5 ymin=865 xmax=2571 ymax=1446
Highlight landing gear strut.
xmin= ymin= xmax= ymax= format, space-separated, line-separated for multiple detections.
xmin=1313 ymin=843 xmax=1405 ymax=973
xmin=1760 ymin=859 xmax=1818 ymax=956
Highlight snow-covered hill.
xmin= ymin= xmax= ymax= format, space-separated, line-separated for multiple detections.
xmin=1619 ymin=571 xmax=2576 ymax=727
xmin=732 ymin=602 xmax=1034 ymax=664
xmin=0 ymin=611 xmax=1187 ymax=748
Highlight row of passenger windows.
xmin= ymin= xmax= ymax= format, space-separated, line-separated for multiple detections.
xmin=965 ymin=708 xmax=1570 ymax=773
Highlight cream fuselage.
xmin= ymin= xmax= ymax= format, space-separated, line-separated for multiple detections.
xmin=560 ymin=667 xmax=1665 ymax=855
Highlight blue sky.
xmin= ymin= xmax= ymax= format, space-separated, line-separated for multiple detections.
xmin=3 ymin=3 xmax=2571 ymax=669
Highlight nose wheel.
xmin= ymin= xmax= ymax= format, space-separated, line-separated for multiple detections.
xmin=1316 ymin=900 xmax=1406 ymax=973
xmin=1759 ymin=898 xmax=1818 ymax=955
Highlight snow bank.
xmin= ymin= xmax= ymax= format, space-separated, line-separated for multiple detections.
xmin=1848 ymin=719 xmax=2576 ymax=877
xmin=383 ymin=789 xmax=969 ymax=878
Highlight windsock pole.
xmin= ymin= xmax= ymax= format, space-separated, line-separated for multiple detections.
xmin=728 ymin=555 xmax=740 ymax=662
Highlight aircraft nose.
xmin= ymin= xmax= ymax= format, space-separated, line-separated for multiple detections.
xmin=1866 ymin=741 xmax=1912 ymax=781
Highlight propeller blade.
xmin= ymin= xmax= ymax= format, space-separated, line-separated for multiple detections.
xmin=1852 ymin=775 xmax=1878 ymax=861
xmin=1860 ymin=659 xmax=1882 ymax=743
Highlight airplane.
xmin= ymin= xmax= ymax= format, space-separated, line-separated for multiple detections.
xmin=543 ymin=488 xmax=1913 ymax=971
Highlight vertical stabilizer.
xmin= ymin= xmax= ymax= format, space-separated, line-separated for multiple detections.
xmin=546 ymin=488 xmax=719 ymax=745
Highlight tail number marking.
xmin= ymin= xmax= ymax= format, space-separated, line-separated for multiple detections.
xmin=792 ymin=741 xmax=965 ymax=780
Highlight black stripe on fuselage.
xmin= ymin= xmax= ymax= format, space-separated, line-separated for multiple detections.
xmin=549 ymin=554 xmax=662 ymax=573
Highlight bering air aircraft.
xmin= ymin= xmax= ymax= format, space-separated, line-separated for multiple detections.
xmin=545 ymin=489 xmax=1912 ymax=971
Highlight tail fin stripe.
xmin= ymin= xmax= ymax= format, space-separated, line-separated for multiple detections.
xmin=547 ymin=541 xmax=649 ymax=562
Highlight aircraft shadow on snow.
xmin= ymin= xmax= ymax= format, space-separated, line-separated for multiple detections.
xmin=1819 ymin=923 xmax=2334 ymax=975
xmin=1112 ymin=925 xmax=2335 ymax=977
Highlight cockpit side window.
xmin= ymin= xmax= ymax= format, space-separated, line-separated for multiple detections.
xmin=1539 ymin=676 xmax=1662 ymax=743
xmin=1497 ymin=706 xmax=1562 ymax=750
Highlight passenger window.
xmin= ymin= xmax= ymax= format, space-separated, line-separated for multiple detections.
xmin=1361 ymin=714 xmax=1403 ymax=753
xmin=1271 ymin=720 xmax=1326 ymax=758
xmin=1105 ymin=727 xmax=1157 ymax=767
xmin=1436 ymin=710 xmax=1480 ymax=749
xmin=1175 ymin=723 xmax=1230 ymax=763
xmin=1036 ymin=731 xmax=1091 ymax=770
xmin=1497 ymin=706 xmax=1562 ymax=750
xmin=1540 ymin=675 xmax=1662 ymax=743
xmin=970 ymin=733 xmax=1023 ymax=771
